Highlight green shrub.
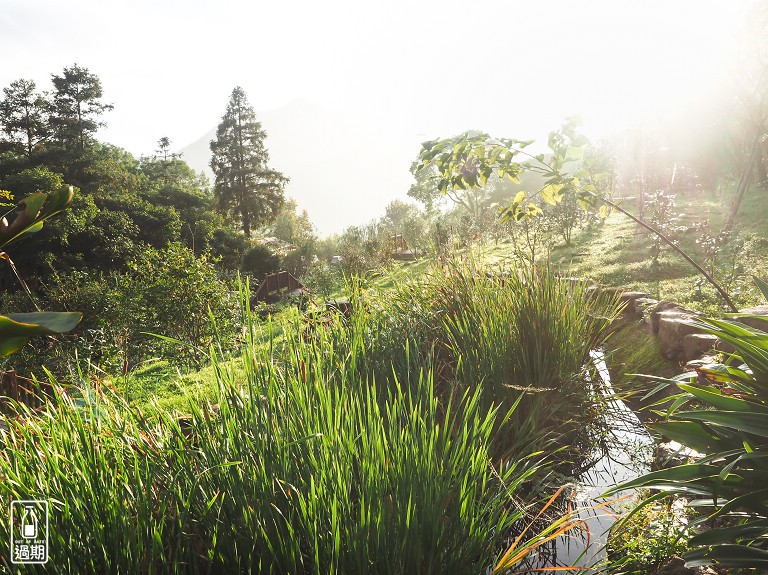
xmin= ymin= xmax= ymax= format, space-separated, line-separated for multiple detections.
xmin=240 ymin=243 xmax=280 ymax=279
xmin=127 ymin=243 xmax=239 ymax=365
xmin=608 ymin=495 xmax=692 ymax=574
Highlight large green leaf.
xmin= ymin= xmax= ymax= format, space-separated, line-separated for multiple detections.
xmin=690 ymin=519 xmax=768 ymax=545
xmin=675 ymin=410 xmax=768 ymax=439
xmin=685 ymin=544 xmax=768 ymax=568
xmin=677 ymin=382 xmax=768 ymax=414
xmin=0 ymin=312 xmax=81 ymax=357
xmin=754 ymin=276 xmax=768 ymax=302
xmin=0 ymin=186 xmax=74 ymax=249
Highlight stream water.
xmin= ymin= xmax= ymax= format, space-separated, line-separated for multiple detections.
xmin=535 ymin=350 xmax=655 ymax=572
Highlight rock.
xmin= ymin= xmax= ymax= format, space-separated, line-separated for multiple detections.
xmin=650 ymin=301 xmax=688 ymax=334
xmin=682 ymin=334 xmax=719 ymax=362
xmin=653 ymin=441 xmax=703 ymax=470
xmin=619 ymin=291 xmax=650 ymax=316
xmin=684 ymin=355 xmax=717 ymax=371
xmin=658 ymin=312 xmax=704 ymax=360
xmin=634 ymin=297 xmax=659 ymax=318
xmin=655 ymin=556 xmax=696 ymax=575
xmin=732 ymin=305 xmax=768 ymax=332
xmin=715 ymin=338 xmax=736 ymax=355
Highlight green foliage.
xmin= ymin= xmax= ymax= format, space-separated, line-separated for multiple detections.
xmin=609 ymin=281 xmax=768 ymax=569
xmin=417 ymin=124 xmax=599 ymax=228
xmin=127 ymin=243 xmax=239 ymax=365
xmin=240 ymin=243 xmax=281 ymax=279
xmin=301 ymin=261 xmax=342 ymax=300
xmin=608 ymin=497 xmax=693 ymax=574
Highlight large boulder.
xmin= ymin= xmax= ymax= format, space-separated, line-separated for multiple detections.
xmin=619 ymin=291 xmax=650 ymax=316
xmin=658 ymin=312 xmax=701 ymax=360
xmin=634 ymin=297 xmax=659 ymax=319
xmin=732 ymin=305 xmax=768 ymax=332
xmin=682 ymin=333 xmax=719 ymax=362
xmin=649 ymin=301 xmax=691 ymax=334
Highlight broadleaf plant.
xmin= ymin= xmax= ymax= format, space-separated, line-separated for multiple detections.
xmin=0 ymin=186 xmax=81 ymax=356
xmin=607 ymin=278 xmax=768 ymax=569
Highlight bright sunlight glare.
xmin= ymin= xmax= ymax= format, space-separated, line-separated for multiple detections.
xmin=0 ymin=0 xmax=756 ymax=234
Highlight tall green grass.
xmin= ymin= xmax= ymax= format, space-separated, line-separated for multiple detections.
xmin=364 ymin=260 xmax=622 ymax=459
xmin=0 ymin=260 xmax=620 ymax=573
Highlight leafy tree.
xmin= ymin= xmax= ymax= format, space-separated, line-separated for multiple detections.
xmin=407 ymin=160 xmax=444 ymax=213
xmin=408 ymin=158 xmax=490 ymax=219
xmin=269 ymin=198 xmax=315 ymax=246
xmin=417 ymin=126 xmax=739 ymax=311
xmin=380 ymin=199 xmax=425 ymax=249
xmin=0 ymin=79 xmax=49 ymax=158
xmin=210 ymin=87 xmax=288 ymax=236
xmin=150 ymin=136 xmax=183 ymax=187
xmin=49 ymin=64 xmax=113 ymax=153
xmin=268 ymin=198 xmax=318 ymax=275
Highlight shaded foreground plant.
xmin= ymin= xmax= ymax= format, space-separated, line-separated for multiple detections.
xmin=608 ymin=278 xmax=768 ymax=569
xmin=0 ymin=186 xmax=81 ymax=356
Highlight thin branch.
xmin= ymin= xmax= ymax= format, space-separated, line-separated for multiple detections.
xmin=600 ymin=198 xmax=738 ymax=312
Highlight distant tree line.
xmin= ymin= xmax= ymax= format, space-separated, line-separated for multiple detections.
xmin=0 ymin=65 xmax=310 ymax=375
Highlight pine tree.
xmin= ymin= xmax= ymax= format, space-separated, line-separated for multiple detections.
xmin=0 ymin=79 xmax=49 ymax=157
xmin=49 ymin=64 xmax=113 ymax=152
xmin=209 ymin=87 xmax=287 ymax=236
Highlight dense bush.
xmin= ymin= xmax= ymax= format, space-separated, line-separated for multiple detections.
xmin=1 ymin=243 xmax=239 ymax=375
xmin=240 ymin=243 xmax=281 ymax=279
xmin=126 ymin=243 xmax=239 ymax=365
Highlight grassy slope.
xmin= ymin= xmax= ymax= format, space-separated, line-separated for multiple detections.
xmin=452 ymin=182 xmax=766 ymax=314
xmin=546 ymin=184 xmax=768 ymax=314
xmin=125 ymin=182 xmax=768 ymax=411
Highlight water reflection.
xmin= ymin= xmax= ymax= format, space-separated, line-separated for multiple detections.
xmin=527 ymin=350 xmax=654 ymax=573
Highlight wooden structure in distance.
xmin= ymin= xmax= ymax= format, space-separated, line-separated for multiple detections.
xmin=252 ymin=270 xmax=306 ymax=303
xmin=388 ymin=234 xmax=416 ymax=261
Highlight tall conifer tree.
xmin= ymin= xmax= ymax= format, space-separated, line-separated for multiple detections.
xmin=49 ymin=64 xmax=113 ymax=152
xmin=0 ymin=79 xmax=49 ymax=157
xmin=210 ymin=87 xmax=287 ymax=236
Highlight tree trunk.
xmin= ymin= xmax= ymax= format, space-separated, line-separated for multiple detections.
xmin=726 ymin=128 xmax=762 ymax=231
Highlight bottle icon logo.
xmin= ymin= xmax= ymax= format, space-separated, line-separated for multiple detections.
xmin=22 ymin=505 xmax=38 ymax=539
xmin=10 ymin=500 xmax=48 ymax=564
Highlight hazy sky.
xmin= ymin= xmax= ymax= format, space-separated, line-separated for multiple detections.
xmin=0 ymin=0 xmax=753 ymax=234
